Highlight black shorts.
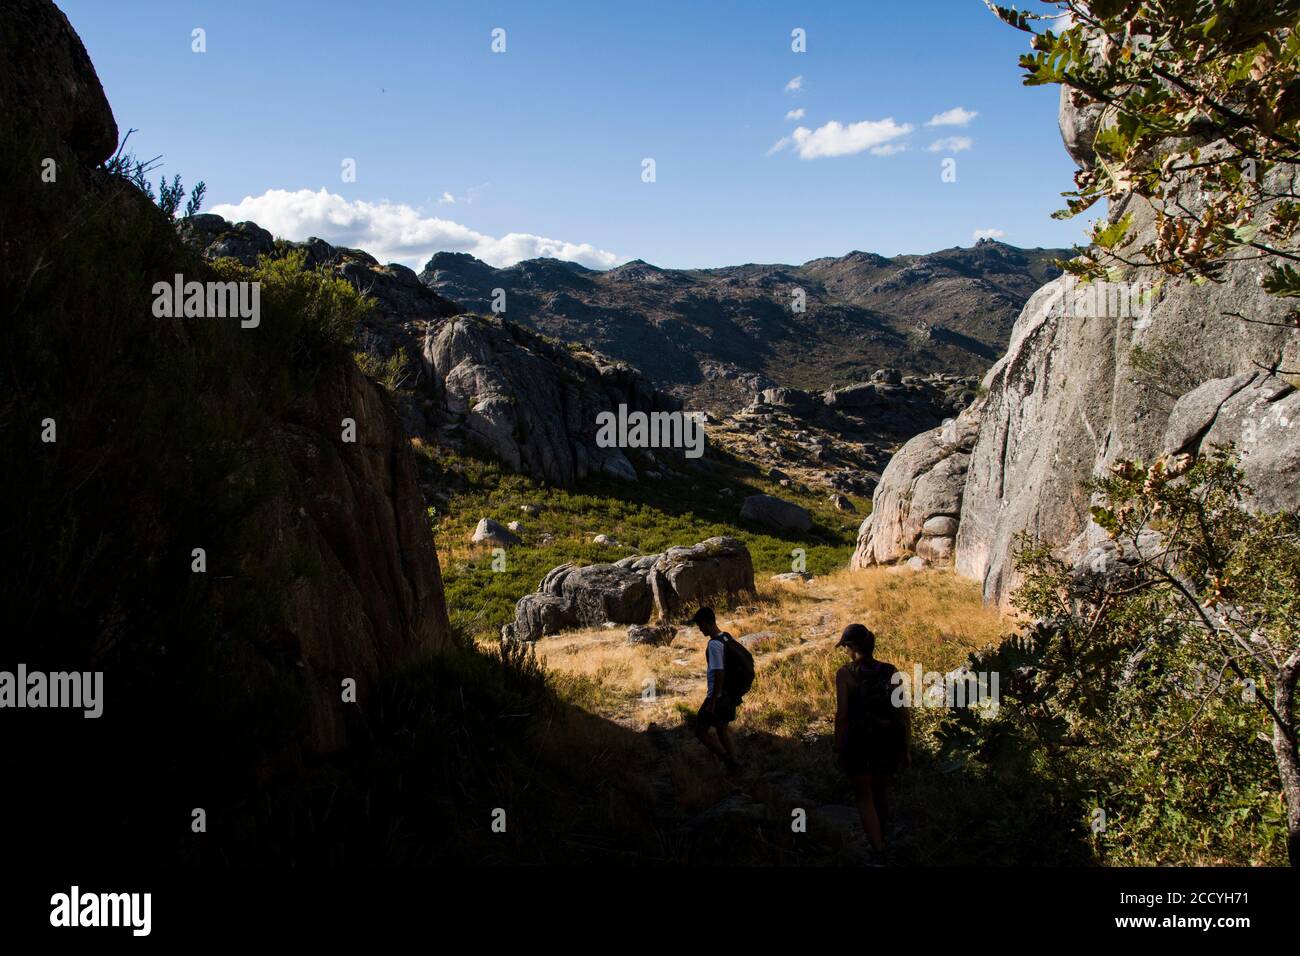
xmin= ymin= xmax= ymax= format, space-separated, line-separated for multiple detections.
xmin=840 ymin=731 xmax=904 ymax=776
xmin=695 ymin=696 xmax=739 ymax=728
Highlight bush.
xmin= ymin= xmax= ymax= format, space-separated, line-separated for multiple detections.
xmin=936 ymin=447 xmax=1298 ymax=864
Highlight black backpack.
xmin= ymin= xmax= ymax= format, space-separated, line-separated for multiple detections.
xmin=716 ymin=632 xmax=755 ymax=699
xmin=850 ymin=660 xmax=903 ymax=740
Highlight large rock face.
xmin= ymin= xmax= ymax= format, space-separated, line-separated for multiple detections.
xmin=2 ymin=0 xmax=453 ymax=758
xmin=857 ymin=92 xmax=1300 ymax=605
xmin=180 ymin=217 xmax=684 ymax=488
xmin=0 ymin=0 xmax=118 ymax=164
xmin=425 ymin=315 xmax=678 ymax=485
xmin=267 ymin=361 xmax=452 ymax=753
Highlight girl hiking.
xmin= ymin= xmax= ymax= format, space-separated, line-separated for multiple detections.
xmin=834 ymin=623 xmax=910 ymax=852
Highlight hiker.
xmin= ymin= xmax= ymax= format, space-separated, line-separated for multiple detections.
xmin=834 ymin=623 xmax=909 ymax=852
xmin=690 ymin=607 xmax=754 ymax=774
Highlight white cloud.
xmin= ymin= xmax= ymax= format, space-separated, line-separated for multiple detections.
xmin=870 ymin=143 xmax=909 ymax=157
xmin=766 ymin=136 xmax=792 ymax=156
xmin=437 ymin=191 xmax=455 ymax=204
xmin=784 ymin=75 xmax=804 ymax=92
xmin=926 ymin=135 xmax=973 ymax=153
xmin=785 ymin=108 xmax=806 ymax=121
xmin=972 ymin=228 xmax=1006 ymax=241
xmin=926 ymin=106 xmax=978 ymax=127
xmin=771 ymin=118 xmax=913 ymax=159
xmin=210 ymin=188 xmax=623 ymax=269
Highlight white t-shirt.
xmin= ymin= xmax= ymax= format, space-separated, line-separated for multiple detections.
xmin=705 ymin=634 xmax=729 ymax=696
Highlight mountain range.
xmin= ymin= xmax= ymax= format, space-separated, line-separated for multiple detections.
xmin=420 ymin=239 xmax=1069 ymax=409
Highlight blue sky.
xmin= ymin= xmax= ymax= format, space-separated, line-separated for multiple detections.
xmin=60 ymin=0 xmax=1086 ymax=269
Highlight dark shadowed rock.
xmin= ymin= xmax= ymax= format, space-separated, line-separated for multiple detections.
xmin=505 ymin=538 xmax=755 ymax=640
xmin=740 ymin=494 xmax=811 ymax=533
xmin=0 ymin=0 xmax=118 ymax=164
xmin=504 ymin=562 xmax=653 ymax=641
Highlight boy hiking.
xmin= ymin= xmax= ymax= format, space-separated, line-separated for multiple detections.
xmin=834 ymin=623 xmax=910 ymax=852
xmin=690 ymin=607 xmax=754 ymax=774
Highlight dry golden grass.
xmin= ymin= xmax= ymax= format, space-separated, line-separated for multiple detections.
xmin=538 ymin=565 xmax=1012 ymax=741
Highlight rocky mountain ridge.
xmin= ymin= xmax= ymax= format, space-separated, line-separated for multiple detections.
xmin=420 ymin=240 xmax=1068 ymax=411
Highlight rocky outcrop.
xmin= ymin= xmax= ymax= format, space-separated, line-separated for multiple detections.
xmin=176 ymin=214 xmax=275 ymax=265
xmin=648 ymin=537 xmax=756 ymax=620
xmin=266 ymin=361 xmax=452 ymax=753
xmin=503 ymin=562 xmax=655 ymax=642
xmin=181 ymin=216 xmax=685 ymax=488
xmin=707 ymin=369 xmax=978 ymax=499
xmin=1 ymin=0 xmax=118 ymax=164
xmin=857 ymin=88 xmax=1300 ymax=605
xmin=852 ymin=408 xmax=979 ymax=568
xmin=425 ymin=314 xmax=681 ymax=485
xmin=503 ymin=537 xmax=756 ymax=641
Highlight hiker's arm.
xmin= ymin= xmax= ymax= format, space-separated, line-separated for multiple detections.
xmin=712 ymin=668 xmax=726 ymax=700
xmin=834 ymin=669 xmax=849 ymax=752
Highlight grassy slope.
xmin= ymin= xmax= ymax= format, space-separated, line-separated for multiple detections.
xmin=416 ymin=440 xmax=863 ymax=641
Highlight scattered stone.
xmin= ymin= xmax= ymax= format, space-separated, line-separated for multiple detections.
xmin=830 ymin=493 xmax=856 ymax=512
xmin=770 ymin=571 xmax=814 ymax=583
xmin=472 ymin=517 xmax=521 ymax=547
xmin=628 ymin=623 xmax=677 ymax=646
xmin=740 ymin=494 xmax=812 ymax=533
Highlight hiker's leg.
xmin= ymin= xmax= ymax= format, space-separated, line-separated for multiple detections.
xmin=716 ymin=724 xmax=737 ymax=762
xmin=871 ymin=774 xmax=894 ymax=835
xmin=851 ymin=773 xmax=884 ymax=851
xmin=694 ymin=720 xmax=726 ymax=759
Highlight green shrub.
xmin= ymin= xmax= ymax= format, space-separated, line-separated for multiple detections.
xmin=936 ymin=448 xmax=1297 ymax=865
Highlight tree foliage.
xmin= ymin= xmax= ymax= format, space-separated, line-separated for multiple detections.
xmin=945 ymin=447 xmax=1299 ymax=863
xmin=991 ymin=1 xmax=1300 ymax=315
xmin=103 ymin=128 xmax=206 ymax=221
